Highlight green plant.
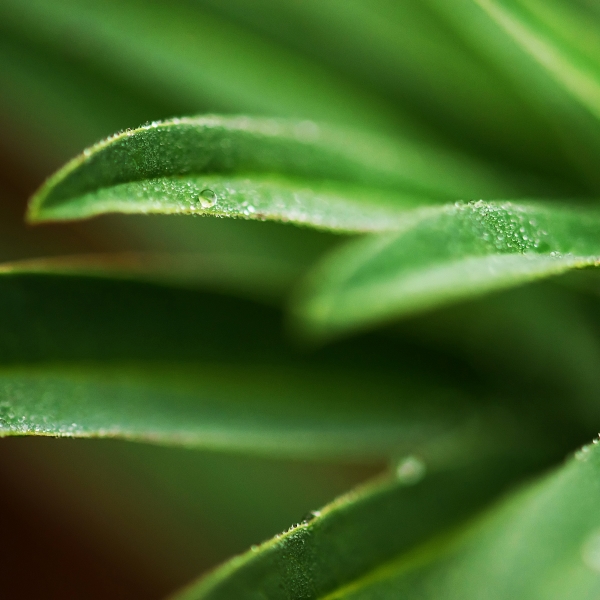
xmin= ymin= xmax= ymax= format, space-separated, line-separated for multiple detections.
xmin=3 ymin=1 xmax=600 ymax=598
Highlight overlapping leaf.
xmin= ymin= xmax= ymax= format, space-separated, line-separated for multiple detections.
xmin=27 ymin=116 xmax=541 ymax=229
xmin=0 ymin=270 xmax=501 ymax=459
xmin=171 ymin=448 xmax=554 ymax=600
xmin=318 ymin=441 xmax=600 ymax=599
xmin=295 ymin=200 xmax=600 ymax=337
xmin=203 ymin=0 xmax=572 ymax=179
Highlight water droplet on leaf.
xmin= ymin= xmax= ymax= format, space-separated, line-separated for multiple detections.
xmin=198 ymin=189 xmax=217 ymax=208
xmin=396 ymin=456 xmax=426 ymax=485
xmin=300 ymin=510 xmax=321 ymax=524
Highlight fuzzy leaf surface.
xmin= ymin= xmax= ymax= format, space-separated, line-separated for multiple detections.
xmin=29 ymin=116 xmax=545 ymax=229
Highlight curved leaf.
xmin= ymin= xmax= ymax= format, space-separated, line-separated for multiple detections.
xmin=28 ymin=116 xmax=547 ymax=229
xmin=0 ymin=270 xmax=496 ymax=459
xmin=316 ymin=440 xmax=600 ymax=599
xmin=428 ymin=0 xmax=600 ymax=190
xmin=171 ymin=451 xmax=550 ymax=600
xmin=0 ymin=363 xmax=475 ymax=460
xmin=295 ymin=200 xmax=600 ymax=337
xmin=205 ymin=0 xmax=573 ymax=180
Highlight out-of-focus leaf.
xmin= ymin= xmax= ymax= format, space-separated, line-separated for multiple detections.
xmin=0 ymin=270 xmax=504 ymax=459
xmin=396 ymin=282 xmax=600 ymax=431
xmin=0 ymin=0 xmax=401 ymax=134
xmin=28 ymin=116 xmax=547 ymax=228
xmin=0 ymin=28 xmax=165 ymax=164
xmin=474 ymin=0 xmax=600 ymax=120
xmin=71 ymin=215 xmax=342 ymax=303
xmin=201 ymin=0 xmax=577 ymax=183
xmin=171 ymin=451 xmax=550 ymax=600
xmin=429 ymin=0 xmax=600 ymax=191
xmin=295 ymin=200 xmax=600 ymax=337
xmin=0 ymin=252 xmax=305 ymax=304
xmin=307 ymin=440 xmax=600 ymax=600
xmin=0 ymin=437 xmax=379 ymax=594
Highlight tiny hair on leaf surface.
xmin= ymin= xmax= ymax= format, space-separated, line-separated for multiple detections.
xmin=6 ymin=0 xmax=600 ymax=597
xmin=294 ymin=200 xmax=600 ymax=338
xmin=27 ymin=116 xmax=552 ymax=231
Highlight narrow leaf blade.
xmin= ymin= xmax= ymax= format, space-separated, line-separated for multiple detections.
xmin=171 ymin=452 xmax=550 ymax=600
xmin=28 ymin=116 xmax=548 ymax=229
xmin=0 ymin=270 xmax=494 ymax=459
xmin=321 ymin=441 xmax=600 ymax=599
xmin=295 ymin=201 xmax=600 ymax=337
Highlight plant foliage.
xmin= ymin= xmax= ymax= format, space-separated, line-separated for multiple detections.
xmin=3 ymin=0 xmax=600 ymax=598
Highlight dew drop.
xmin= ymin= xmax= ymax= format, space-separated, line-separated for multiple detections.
xmin=300 ymin=510 xmax=321 ymax=524
xmin=575 ymin=445 xmax=593 ymax=461
xmin=396 ymin=456 xmax=426 ymax=485
xmin=198 ymin=188 xmax=217 ymax=208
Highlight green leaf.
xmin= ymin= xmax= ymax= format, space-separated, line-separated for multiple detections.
xmin=0 ymin=270 xmax=498 ymax=459
xmin=0 ymin=28 xmax=156 ymax=164
xmin=0 ymin=363 xmax=482 ymax=460
xmin=315 ymin=440 xmax=600 ymax=599
xmin=0 ymin=251 xmax=312 ymax=305
xmin=170 ymin=451 xmax=550 ymax=600
xmin=204 ymin=0 xmax=575 ymax=181
xmin=474 ymin=0 xmax=600 ymax=121
xmin=294 ymin=200 xmax=600 ymax=337
xmin=28 ymin=116 xmax=550 ymax=229
xmin=429 ymin=0 xmax=600 ymax=191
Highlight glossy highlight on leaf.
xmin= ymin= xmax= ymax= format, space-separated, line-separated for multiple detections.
xmin=28 ymin=116 xmax=545 ymax=230
xmin=295 ymin=200 xmax=600 ymax=336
